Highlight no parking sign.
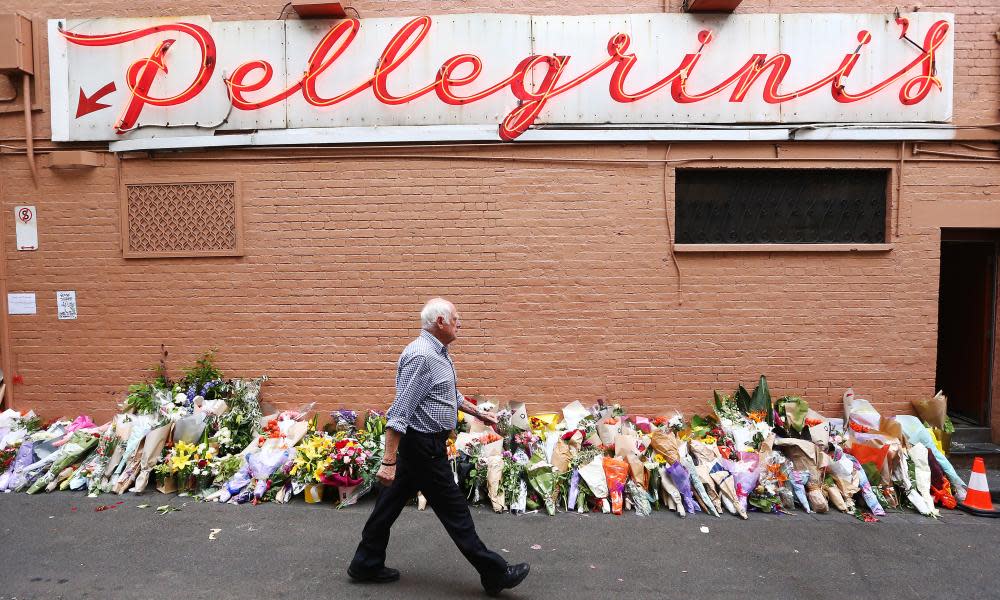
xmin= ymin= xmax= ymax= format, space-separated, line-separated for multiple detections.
xmin=15 ymin=206 xmax=37 ymax=251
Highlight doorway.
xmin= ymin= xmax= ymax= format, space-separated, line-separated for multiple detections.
xmin=935 ymin=229 xmax=999 ymax=425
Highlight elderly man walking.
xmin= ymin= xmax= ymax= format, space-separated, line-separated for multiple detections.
xmin=348 ymin=298 xmax=530 ymax=596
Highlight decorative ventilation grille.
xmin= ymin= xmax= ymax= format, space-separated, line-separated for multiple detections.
xmin=675 ymin=169 xmax=888 ymax=244
xmin=123 ymin=181 xmax=243 ymax=258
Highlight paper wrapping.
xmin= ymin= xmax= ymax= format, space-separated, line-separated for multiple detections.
xmin=112 ymin=435 xmax=147 ymax=495
xmin=157 ymin=474 xmax=178 ymax=494
xmin=112 ymin=417 xmax=154 ymax=479
xmin=602 ymin=457 xmax=629 ymax=515
xmin=789 ymin=469 xmax=812 ymax=513
xmin=578 ymin=455 xmax=608 ymax=498
xmin=689 ymin=440 xmax=721 ymax=465
xmin=596 ymin=421 xmax=621 ymax=447
xmin=710 ymin=465 xmax=745 ymax=519
xmin=695 ymin=464 xmax=723 ymax=514
xmin=454 ymin=432 xmax=479 ymax=455
xmin=131 ymin=423 xmax=173 ymax=493
xmin=196 ymin=398 xmax=229 ymax=417
xmin=568 ymin=469 xmax=581 ymax=512
xmin=772 ymin=438 xmax=823 ymax=478
xmin=99 ymin=420 xmax=133 ymax=489
xmin=895 ymin=415 xmax=966 ymax=499
xmin=658 ymin=468 xmax=685 ymax=516
xmin=626 ymin=480 xmax=653 ymax=516
xmin=666 ymin=462 xmax=698 ymax=515
xmin=485 ymin=456 xmax=506 ymax=513
xmin=525 ymin=452 xmax=557 ymax=515
xmin=681 ymin=454 xmax=719 ymax=517
xmin=480 ymin=439 xmax=504 ymax=459
xmin=530 ymin=413 xmax=560 ymax=431
xmin=551 ymin=439 xmax=575 ymax=474
xmin=613 ymin=434 xmax=647 ymax=486
xmin=542 ymin=431 xmax=559 ymax=463
xmin=912 ymin=391 xmax=947 ymax=430
xmin=805 ymin=481 xmax=829 ymax=513
xmin=848 ymin=454 xmax=886 ymax=516
xmin=824 ymin=482 xmax=849 ymax=512
xmin=172 ymin=413 xmax=208 ymax=444
xmin=649 ymin=430 xmax=681 ymax=464
xmin=561 ymin=401 xmax=590 ymax=430
xmin=508 ymin=401 xmax=529 ymax=431
xmin=909 ymin=443 xmax=939 ymax=517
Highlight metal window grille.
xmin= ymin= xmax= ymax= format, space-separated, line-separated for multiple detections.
xmin=122 ymin=181 xmax=244 ymax=258
xmin=675 ymin=169 xmax=888 ymax=244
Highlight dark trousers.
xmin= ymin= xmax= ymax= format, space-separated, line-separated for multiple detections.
xmin=350 ymin=430 xmax=508 ymax=586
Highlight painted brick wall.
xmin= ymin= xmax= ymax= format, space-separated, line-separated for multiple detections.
xmin=0 ymin=1 xmax=997 ymax=422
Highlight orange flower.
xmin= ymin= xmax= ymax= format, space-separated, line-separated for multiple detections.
xmin=603 ymin=417 xmax=619 ymax=425
xmin=479 ymin=431 xmax=501 ymax=444
xmin=849 ymin=421 xmax=870 ymax=433
xmin=767 ymin=462 xmax=789 ymax=486
xmin=805 ymin=417 xmax=824 ymax=428
xmin=747 ymin=411 xmax=767 ymax=423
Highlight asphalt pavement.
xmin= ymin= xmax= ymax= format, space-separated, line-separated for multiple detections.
xmin=2 ymin=472 xmax=999 ymax=600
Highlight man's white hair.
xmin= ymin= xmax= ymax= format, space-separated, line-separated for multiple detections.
xmin=421 ymin=298 xmax=455 ymax=330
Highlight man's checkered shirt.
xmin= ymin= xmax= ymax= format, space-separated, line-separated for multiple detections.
xmin=386 ymin=330 xmax=461 ymax=434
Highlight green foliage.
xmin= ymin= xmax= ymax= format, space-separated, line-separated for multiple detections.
xmin=689 ymin=414 xmax=715 ymax=439
xmin=942 ymin=416 xmax=955 ymax=434
xmin=181 ymin=350 xmax=227 ymax=399
xmin=124 ymin=382 xmax=159 ymax=415
xmin=14 ymin=414 xmax=41 ymax=433
xmin=749 ymin=375 xmax=773 ymax=425
xmin=734 ymin=385 xmax=752 ymax=414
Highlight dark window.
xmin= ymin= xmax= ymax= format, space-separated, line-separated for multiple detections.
xmin=675 ymin=169 xmax=887 ymax=244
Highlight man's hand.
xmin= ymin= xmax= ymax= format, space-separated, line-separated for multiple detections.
xmin=376 ymin=464 xmax=396 ymax=487
xmin=476 ymin=409 xmax=498 ymax=427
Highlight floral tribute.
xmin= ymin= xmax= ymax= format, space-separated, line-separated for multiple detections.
xmin=0 ymin=366 xmax=969 ymax=522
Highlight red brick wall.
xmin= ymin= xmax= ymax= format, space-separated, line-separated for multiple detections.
xmin=0 ymin=2 xmax=997 ymax=423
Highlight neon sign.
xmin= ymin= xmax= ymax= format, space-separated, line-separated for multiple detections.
xmin=50 ymin=13 xmax=954 ymax=143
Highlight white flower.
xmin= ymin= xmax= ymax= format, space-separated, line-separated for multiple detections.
xmin=174 ymin=393 xmax=187 ymax=404
xmin=193 ymin=468 xmax=202 ymax=475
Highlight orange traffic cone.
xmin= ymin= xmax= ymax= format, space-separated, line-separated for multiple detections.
xmin=958 ymin=457 xmax=999 ymax=517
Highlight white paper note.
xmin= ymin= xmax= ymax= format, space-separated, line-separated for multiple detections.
xmin=8 ymin=293 xmax=36 ymax=315
xmin=14 ymin=206 xmax=38 ymax=251
xmin=56 ymin=291 xmax=77 ymax=320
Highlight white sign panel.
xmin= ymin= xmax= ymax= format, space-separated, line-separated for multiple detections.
xmin=56 ymin=291 xmax=78 ymax=320
xmin=48 ymin=12 xmax=954 ymax=144
xmin=14 ymin=206 xmax=38 ymax=251
xmin=7 ymin=293 xmax=36 ymax=315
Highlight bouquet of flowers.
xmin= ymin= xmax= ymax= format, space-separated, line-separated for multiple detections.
xmin=319 ymin=439 xmax=371 ymax=487
xmin=0 ymin=443 xmax=19 ymax=473
xmin=155 ymin=440 xmax=218 ymax=493
xmin=327 ymin=410 xmax=358 ymax=436
xmin=512 ymin=430 xmax=540 ymax=455
xmin=215 ymin=377 xmax=266 ymax=454
xmin=289 ymin=433 xmax=335 ymax=485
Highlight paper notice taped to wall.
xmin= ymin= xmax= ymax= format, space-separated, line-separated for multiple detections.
xmin=8 ymin=293 xmax=36 ymax=315
xmin=56 ymin=291 xmax=77 ymax=320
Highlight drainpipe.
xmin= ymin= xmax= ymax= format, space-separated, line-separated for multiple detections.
xmin=0 ymin=199 xmax=11 ymax=410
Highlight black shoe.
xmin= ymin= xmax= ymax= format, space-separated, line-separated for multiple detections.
xmin=483 ymin=563 xmax=530 ymax=596
xmin=347 ymin=565 xmax=400 ymax=583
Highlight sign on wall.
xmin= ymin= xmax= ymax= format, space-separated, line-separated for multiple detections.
xmin=48 ymin=12 xmax=954 ymax=144
xmin=14 ymin=206 xmax=37 ymax=251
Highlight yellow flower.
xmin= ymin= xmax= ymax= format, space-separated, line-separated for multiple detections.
xmin=653 ymin=453 xmax=667 ymax=465
xmin=702 ymin=435 xmax=717 ymax=445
